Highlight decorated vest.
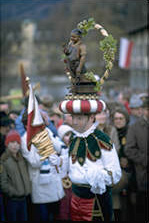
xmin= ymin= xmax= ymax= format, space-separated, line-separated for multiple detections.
xmin=69 ymin=128 xmax=113 ymax=166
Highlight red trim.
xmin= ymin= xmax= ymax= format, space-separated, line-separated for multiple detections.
xmin=59 ymin=102 xmax=62 ymax=112
xmin=27 ymin=110 xmax=45 ymax=151
xmin=97 ymin=101 xmax=103 ymax=112
xmin=125 ymin=41 xmax=133 ymax=68
xmin=66 ymin=100 xmax=73 ymax=113
xmin=71 ymin=193 xmax=94 ymax=221
xmin=81 ymin=100 xmax=91 ymax=113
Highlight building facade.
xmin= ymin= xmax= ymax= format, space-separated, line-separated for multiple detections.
xmin=129 ymin=25 xmax=148 ymax=90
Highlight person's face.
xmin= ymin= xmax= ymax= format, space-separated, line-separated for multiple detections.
xmin=72 ymin=114 xmax=94 ymax=133
xmin=131 ymin=107 xmax=142 ymax=117
xmin=9 ymin=113 xmax=18 ymax=121
xmin=0 ymin=103 xmax=9 ymax=114
xmin=70 ymin=33 xmax=80 ymax=44
xmin=0 ymin=125 xmax=10 ymax=135
xmin=50 ymin=114 xmax=60 ymax=126
xmin=63 ymin=131 xmax=72 ymax=147
xmin=142 ymin=107 xmax=149 ymax=120
xmin=7 ymin=141 xmax=20 ymax=155
xmin=96 ymin=111 xmax=107 ymax=125
xmin=64 ymin=114 xmax=72 ymax=126
xmin=114 ymin=112 xmax=127 ymax=129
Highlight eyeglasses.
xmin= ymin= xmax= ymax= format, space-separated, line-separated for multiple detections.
xmin=114 ymin=117 xmax=125 ymax=120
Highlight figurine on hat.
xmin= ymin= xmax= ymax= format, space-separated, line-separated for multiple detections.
xmin=54 ymin=18 xmax=122 ymax=221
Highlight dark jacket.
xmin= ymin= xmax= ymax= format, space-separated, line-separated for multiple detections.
xmin=125 ymin=117 xmax=149 ymax=191
xmin=0 ymin=149 xmax=31 ymax=199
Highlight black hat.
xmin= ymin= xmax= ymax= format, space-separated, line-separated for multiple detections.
xmin=142 ymin=97 xmax=149 ymax=108
xmin=0 ymin=111 xmax=11 ymax=127
xmin=71 ymin=28 xmax=83 ymax=37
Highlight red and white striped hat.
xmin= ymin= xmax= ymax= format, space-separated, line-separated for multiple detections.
xmin=59 ymin=99 xmax=106 ymax=114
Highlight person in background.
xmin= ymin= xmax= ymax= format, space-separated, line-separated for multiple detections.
xmin=49 ymin=111 xmax=63 ymax=129
xmin=56 ymin=124 xmax=73 ymax=220
xmin=0 ymin=111 xmax=12 ymax=221
xmin=0 ymin=130 xmax=31 ymax=221
xmin=0 ymin=112 xmax=11 ymax=156
xmin=0 ymin=101 xmax=10 ymax=115
xmin=63 ymin=114 xmax=72 ymax=127
xmin=129 ymin=95 xmax=143 ymax=126
xmin=117 ymin=92 xmax=131 ymax=115
xmin=96 ymin=109 xmax=120 ymax=153
xmin=125 ymin=97 xmax=149 ymax=222
xmin=15 ymin=96 xmax=58 ymax=136
xmin=21 ymin=110 xmax=65 ymax=221
xmin=111 ymin=108 xmax=135 ymax=221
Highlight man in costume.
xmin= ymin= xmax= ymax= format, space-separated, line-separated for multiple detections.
xmin=55 ymin=19 xmax=122 ymax=221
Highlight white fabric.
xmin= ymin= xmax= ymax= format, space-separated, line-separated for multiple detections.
xmin=89 ymin=100 xmax=98 ymax=113
xmin=72 ymin=121 xmax=99 ymax=138
xmin=73 ymin=100 xmax=81 ymax=113
xmin=57 ymin=124 xmax=73 ymax=140
xmin=21 ymin=127 xmax=65 ymax=204
xmin=49 ymin=154 xmax=61 ymax=166
xmin=68 ymin=144 xmax=121 ymax=194
xmin=66 ymin=123 xmax=122 ymax=194
xmin=61 ymin=100 xmax=69 ymax=113
xmin=58 ymin=148 xmax=69 ymax=179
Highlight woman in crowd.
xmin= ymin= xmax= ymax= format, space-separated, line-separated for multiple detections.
xmin=111 ymin=108 xmax=136 ymax=221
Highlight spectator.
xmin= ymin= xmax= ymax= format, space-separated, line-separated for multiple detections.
xmin=96 ymin=109 xmax=120 ymax=153
xmin=111 ymin=108 xmax=135 ymax=221
xmin=21 ymin=110 xmax=65 ymax=221
xmin=0 ymin=101 xmax=10 ymax=115
xmin=0 ymin=130 xmax=31 ymax=221
xmin=50 ymin=111 xmax=63 ymax=129
xmin=15 ymin=96 xmax=58 ymax=136
xmin=63 ymin=114 xmax=72 ymax=127
xmin=57 ymin=124 xmax=73 ymax=220
xmin=0 ymin=111 xmax=11 ymax=221
xmin=0 ymin=112 xmax=11 ymax=156
xmin=125 ymin=97 xmax=149 ymax=222
xmin=117 ymin=92 xmax=131 ymax=114
xmin=129 ymin=94 xmax=143 ymax=126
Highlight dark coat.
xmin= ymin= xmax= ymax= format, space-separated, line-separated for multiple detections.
xmin=125 ymin=117 xmax=148 ymax=191
xmin=0 ymin=149 xmax=31 ymax=199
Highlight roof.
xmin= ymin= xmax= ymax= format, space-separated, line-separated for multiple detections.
xmin=128 ymin=24 xmax=149 ymax=35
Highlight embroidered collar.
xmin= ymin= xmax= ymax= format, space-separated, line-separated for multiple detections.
xmin=69 ymin=125 xmax=112 ymax=166
xmin=72 ymin=121 xmax=99 ymax=138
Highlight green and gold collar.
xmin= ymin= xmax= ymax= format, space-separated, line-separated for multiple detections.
xmin=69 ymin=129 xmax=113 ymax=166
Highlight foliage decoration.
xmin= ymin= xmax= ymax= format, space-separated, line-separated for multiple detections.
xmin=77 ymin=18 xmax=117 ymax=91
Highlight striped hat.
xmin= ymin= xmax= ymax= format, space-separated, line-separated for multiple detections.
xmin=59 ymin=99 xmax=106 ymax=114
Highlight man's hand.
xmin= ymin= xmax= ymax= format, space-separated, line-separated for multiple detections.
xmin=49 ymin=154 xmax=61 ymax=166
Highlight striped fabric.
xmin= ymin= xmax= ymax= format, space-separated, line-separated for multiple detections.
xmin=59 ymin=99 xmax=106 ymax=114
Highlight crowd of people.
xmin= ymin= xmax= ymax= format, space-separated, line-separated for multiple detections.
xmin=0 ymin=89 xmax=148 ymax=222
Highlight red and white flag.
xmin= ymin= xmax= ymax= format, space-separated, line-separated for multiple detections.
xmin=27 ymin=83 xmax=45 ymax=150
xmin=119 ymin=38 xmax=134 ymax=69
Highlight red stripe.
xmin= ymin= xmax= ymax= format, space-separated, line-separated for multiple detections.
xmin=81 ymin=100 xmax=91 ymax=113
xmin=27 ymin=110 xmax=45 ymax=150
xmin=59 ymin=102 xmax=62 ymax=112
xmin=125 ymin=41 xmax=133 ymax=68
xmin=97 ymin=100 xmax=103 ymax=112
xmin=66 ymin=100 xmax=73 ymax=113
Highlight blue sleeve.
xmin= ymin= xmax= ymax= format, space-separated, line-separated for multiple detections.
xmin=46 ymin=120 xmax=58 ymax=136
xmin=15 ymin=109 xmax=25 ymax=136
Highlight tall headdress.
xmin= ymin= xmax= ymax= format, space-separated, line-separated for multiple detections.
xmin=59 ymin=18 xmax=117 ymax=114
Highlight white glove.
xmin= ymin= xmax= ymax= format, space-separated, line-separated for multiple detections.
xmin=49 ymin=154 xmax=61 ymax=166
xmin=83 ymin=164 xmax=106 ymax=194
